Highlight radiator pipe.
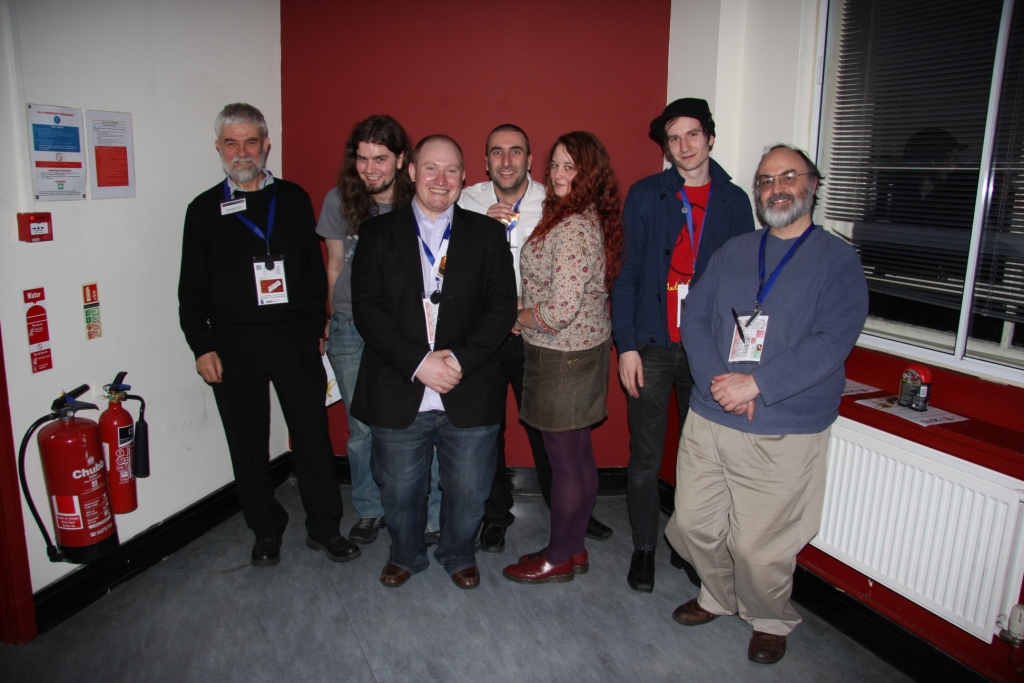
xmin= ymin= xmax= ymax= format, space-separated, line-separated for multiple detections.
xmin=1000 ymin=604 xmax=1024 ymax=674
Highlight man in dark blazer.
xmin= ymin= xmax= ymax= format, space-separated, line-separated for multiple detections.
xmin=351 ymin=135 xmax=517 ymax=590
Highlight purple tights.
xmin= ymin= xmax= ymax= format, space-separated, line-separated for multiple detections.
xmin=542 ymin=427 xmax=597 ymax=564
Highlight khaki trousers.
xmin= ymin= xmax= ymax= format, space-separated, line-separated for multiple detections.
xmin=665 ymin=412 xmax=829 ymax=636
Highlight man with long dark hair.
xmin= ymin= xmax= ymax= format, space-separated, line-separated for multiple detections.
xmin=317 ymin=115 xmax=440 ymax=545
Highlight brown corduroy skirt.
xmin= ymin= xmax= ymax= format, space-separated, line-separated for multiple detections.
xmin=520 ymin=338 xmax=611 ymax=432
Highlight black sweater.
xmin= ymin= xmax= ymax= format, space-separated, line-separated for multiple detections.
xmin=178 ymin=178 xmax=327 ymax=359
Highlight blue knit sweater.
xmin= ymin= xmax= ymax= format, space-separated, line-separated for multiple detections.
xmin=681 ymin=225 xmax=868 ymax=434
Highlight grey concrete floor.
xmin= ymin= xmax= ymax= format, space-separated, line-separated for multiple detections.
xmin=0 ymin=479 xmax=910 ymax=682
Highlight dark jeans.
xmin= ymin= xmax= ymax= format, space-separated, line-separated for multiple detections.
xmin=484 ymin=334 xmax=550 ymax=526
xmin=626 ymin=342 xmax=692 ymax=550
xmin=371 ymin=411 xmax=498 ymax=575
xmin=210 ymin=321 xmax=343 ymax=542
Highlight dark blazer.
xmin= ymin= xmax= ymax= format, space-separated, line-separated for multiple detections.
xmin=350 ymin=203 xmax=517 ymax=429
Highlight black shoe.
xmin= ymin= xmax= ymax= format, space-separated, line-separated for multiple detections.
xmin=306 ymin=535 xmax=361 ymax=563
xmin=424 ymin=530 xmax=441 ymax=547
xmin=251 ymin=537 xmax=282 ymax=567
xmin=585 ymin=516 xmax=613 ymax=540
xmin=627 ymin=548 xmax=655 ymax=593
xmin=669 ymin=547 xmax=702 ymax=588
xmin=349 ymin=517 xmax=385 ymax=545
xmin=479 ymin=523 xmax=507 ymax=553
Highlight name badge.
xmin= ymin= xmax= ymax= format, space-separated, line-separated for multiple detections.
xmin=728 ymin=312 xmax=768 ymax=363
xmin=253 ymin=256 xmax=288 ymax=306
xmin=221 ymin=198 xmax=247 ymax=215
xmin=422 ymin=294 xmax=439 ymax=344
xmin=676 ymin=283 xmax=689 ymax=328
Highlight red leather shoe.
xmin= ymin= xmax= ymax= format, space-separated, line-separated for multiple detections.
xmin=503 ymin=553 xmax=575 ymax=584
xmin=518 ymin=549 xmax=589 ymax=574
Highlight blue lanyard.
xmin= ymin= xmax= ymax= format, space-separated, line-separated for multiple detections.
xmin=224 ymin=179 xmax=276 ymax=254
xmin=503 ymin=190 xmax=527 ymax=239
xmin=755 ymin=224 xmax=816 ymax=311
xmin=679 ymin=184 xmax=712 ymax=273
xmin=416 ymin=217 xmax=452 ymax=292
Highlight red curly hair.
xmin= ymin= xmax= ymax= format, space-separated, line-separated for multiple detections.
xmin=528 ymin=131 xmax=624 ymax=291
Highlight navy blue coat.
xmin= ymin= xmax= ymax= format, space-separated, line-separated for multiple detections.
xmin=611 ymin=159 xmax=755 ymax=353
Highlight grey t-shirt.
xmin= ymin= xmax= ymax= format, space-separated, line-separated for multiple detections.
xmin=315 ymin=188 xmax=391 ymax=314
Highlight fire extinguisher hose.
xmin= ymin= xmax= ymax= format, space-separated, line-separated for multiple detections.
xmin=17 ymin=414 xmax=64 ymax=562
xmin=125 ymin=394 xmax=149 ymax=478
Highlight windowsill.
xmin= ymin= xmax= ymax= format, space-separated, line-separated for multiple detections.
xmin=842 ymin=347 xmax=1024 ymax=480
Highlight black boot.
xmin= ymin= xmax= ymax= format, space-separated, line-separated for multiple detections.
xmin=669 ymin=547 xmax=701 ymax=589
xmin=627 ymin=549 xmax=655 ymax=592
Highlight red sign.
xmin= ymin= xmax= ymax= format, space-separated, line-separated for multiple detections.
xmin=24 ymin=287 xmax=52 ymax=373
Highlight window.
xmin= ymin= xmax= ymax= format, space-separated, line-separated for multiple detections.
xmin=818 ymin=0 xmax=1024 ymax=378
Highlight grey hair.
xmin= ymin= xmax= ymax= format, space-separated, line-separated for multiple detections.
xmin=214 ymin=103 xmax=268 ymax=139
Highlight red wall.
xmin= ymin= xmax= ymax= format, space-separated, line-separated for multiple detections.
xmin=281 ymin=0 xmax=672 ymax=468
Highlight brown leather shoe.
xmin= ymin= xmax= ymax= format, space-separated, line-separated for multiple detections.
xmin=450 ymin=566 xmax=480 ymax=590
xmin=503 ymin=553 xmax=575 ymax=584
xmin=379 ymin=562 xmax=412 ymax=588
xmin=748 ymin=631 xmax=787 ymax=664
xmin=519 ymin=549 xmax=589 ymax=574
xmin=672 ymin=598 xmax=719 ymax=626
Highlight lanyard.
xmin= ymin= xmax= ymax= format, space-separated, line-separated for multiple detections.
xmin=417 ymin=217 xmax=452 ymax=294
xmin=678 ymin=183 xmax=712 ymax=273
xmin=224 ymin=179 xmax=276 ymax=255
xmin=755 ymin=224 xmax=816 ymax=313
xmin=498 ymin=184 xmax=528 ymax=240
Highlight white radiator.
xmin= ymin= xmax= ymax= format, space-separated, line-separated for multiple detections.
xmin=811 ymin=417 xmax=1024 ymax=642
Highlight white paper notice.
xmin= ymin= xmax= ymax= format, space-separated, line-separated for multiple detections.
xmin=854 ymin=395 xmax=969 ymax=426
xmin=86 ymin=110 xmax=136 ymax=199
xmin=843 ymin=379 xmax=881 ymax=396
xmin=27 ymin=104 xmax=87 ymax=201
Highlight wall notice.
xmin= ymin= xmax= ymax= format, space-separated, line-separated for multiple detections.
xmin=82 ymin=282 xmax=102 ymax=340
xmin=27 ymin=104 xmax=87 ymax=201
xmin=24 ymin=288 xmax=53 ymax=373
xmin=86 ymin=110 xmax=136 ymax=199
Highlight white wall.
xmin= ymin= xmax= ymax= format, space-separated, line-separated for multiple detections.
xmin=0 ymin=0 xmax=284 ymax=590
xmin=668 ymin=0 xmax=824 ymax=203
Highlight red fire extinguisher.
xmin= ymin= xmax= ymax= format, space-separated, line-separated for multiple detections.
xmin=18 ymin=385 xmax=119 ymax=563
xmin=98 ymin=371 xmax=150 ymax=514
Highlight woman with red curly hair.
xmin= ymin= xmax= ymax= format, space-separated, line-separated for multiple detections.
xmin=502 ymin=131 xmax=624 ymax=584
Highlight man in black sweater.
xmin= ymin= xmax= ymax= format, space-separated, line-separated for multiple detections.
xmin=178 ymin=103 xmax=359 ymax=567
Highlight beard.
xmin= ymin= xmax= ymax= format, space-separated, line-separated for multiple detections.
xmin=756 ymin=184 xmax=816 ymax=229
xmin=492 ymin=169 xmax=527 ymax=194
xmin=221 ymin=151 xmax=267 ymax=186
xmin=364 ymin=174 xmax=396 ymax=196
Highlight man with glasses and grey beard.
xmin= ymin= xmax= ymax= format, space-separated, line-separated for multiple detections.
xmin=663 ymin=144 xmax=867 ymax=664
xmin=179 ymin=103 xmax=359 ymax=568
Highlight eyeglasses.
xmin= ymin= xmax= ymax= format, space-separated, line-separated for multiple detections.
xmin=756 ymin=172 xmax=815 ymax=191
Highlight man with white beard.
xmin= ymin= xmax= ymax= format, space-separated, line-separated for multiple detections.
xmin=663 ymin=144 xmax=867 ymax=664
xmin=179 ymin=103 xmax=358 ymax=568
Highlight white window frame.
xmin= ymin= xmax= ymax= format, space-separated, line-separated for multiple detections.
xmin=815 ymin=0 xmax=1024 ymax=388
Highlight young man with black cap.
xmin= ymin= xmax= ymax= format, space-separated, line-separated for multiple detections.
xmin=611 ymin=98 xmax=754 ymax=593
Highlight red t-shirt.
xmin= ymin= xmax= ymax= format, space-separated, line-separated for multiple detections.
xmin=667 ymin=182 xmax=711 ymax=342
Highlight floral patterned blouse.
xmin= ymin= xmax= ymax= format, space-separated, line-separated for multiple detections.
xmin=521 ymin=207 xmax=610 ymax=351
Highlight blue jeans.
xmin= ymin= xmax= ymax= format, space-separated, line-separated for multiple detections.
xmin=371 ymin=411 xmax=498 ymax=574
xmin=327 ymin=312 xmax=441 ymax=528
xmin=626 ymin=342 xmax=692 ymax=550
